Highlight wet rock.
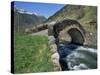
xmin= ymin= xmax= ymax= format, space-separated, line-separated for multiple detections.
xmin=72 ymin=64 xmax=89 ymax=70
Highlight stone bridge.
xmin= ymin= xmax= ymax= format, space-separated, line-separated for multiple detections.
xmin=48 ymin=19 xmax=86 ymax=71
xmin=48 ymin=19 xmax=86 ymax=45
xmin=48 ymin=19 xmax=97 ymax=71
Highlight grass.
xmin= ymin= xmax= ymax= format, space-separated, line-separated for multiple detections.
xmin=14 ymin=33 xmax=53 ymax=73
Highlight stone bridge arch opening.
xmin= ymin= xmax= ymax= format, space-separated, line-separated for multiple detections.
xmin=68 ymin=28 xmax=84 ymax=45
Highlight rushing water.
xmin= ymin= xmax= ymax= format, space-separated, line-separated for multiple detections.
xmin=58 ymin=43 xmax=97 ymax=71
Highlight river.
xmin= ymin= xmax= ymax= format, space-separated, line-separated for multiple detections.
xmin=58 ymin=43 xmax=97 ymax=71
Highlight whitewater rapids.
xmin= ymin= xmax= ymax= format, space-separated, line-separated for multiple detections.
xmin=58 ymin=44 xmax=97 ymax=70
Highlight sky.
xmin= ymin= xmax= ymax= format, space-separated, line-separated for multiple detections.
xmin=12 ymin=1 xmax=65 ymax=18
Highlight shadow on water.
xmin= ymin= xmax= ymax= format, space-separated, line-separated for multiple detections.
xmin=57 ymin=41 xmax=82 ymax=71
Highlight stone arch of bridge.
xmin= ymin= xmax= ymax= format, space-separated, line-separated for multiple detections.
xmin=53 ymin=19 xmax=85 ymax=45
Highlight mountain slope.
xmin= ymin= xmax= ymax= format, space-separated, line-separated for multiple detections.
xmin=12 ymin=8 xmax=46 ymax=32
xmin=46 ymin=5 xmax=97 ymax=22
xmin=46 ymin=5 xmax=97 ymax=33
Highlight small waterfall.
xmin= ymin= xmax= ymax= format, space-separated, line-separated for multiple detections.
xmin=58 ymin=43 xmax=97 ymax=71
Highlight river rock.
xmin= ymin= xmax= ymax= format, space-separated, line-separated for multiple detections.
xmin=49 ymin=44 xmax=57 ymax=53
xmin=51 ymin=52 xmax=60 ymax=60
xmin=48 ymin=36 xmax=56 ymax=45
xmin=51 ymin=52 xmax=61 ymax=71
